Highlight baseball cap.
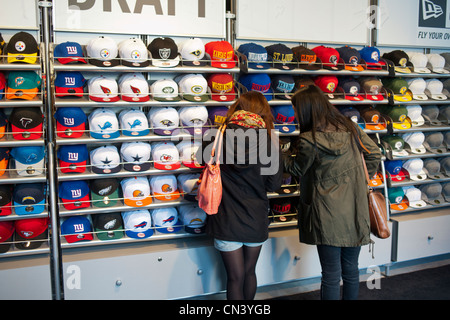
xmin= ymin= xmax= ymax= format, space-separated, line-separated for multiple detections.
xmin=151 ymin=141 xmax=180 ymax=170
xmin=402 ymin=186 xmax=427 ymax=208
xmin=207 ymin=106 xmax=228 ymax=127
xmin=92 ymin=213 xmax=124 ymax=240
xmin=54 ymin=41 xmax=87 ymax=64
xmin=9 ymin=107 xmax=44 ymax=140
xmin=0 ymin=221 xmax=14 ymax=253
xmin=403 ymin=158 xmax=427 ymax=181
xmin=426 ymin=53 xmax=449 ymax=74
xmin=179 ymin=106 xmax=209 ymax=136
xmin=312 ymin=45 xmax=343 ymax=70
xmin=178 ymin=204 xmax=207 ymax=234
xmin=88 ymin=108 xmax=120 ymax=139
xmin=313 ymin=75 xmax=339 ymax=99
xmin=86 ymin=36 xmax=120 ymax=67
xmin=339 ymin=77 xmax=364 ymax=101
xmin=118 ymin=73 xmax=150 ymax=102
xmin=179 ymin=38 xmax=206 ymax=67
xmin=423 ymin=158 xmax=445 ymax=180
xmin=425 ymin=79 xmax=447 ymax=100
xmin=440 ymin=157 xmax=450 ymax=176
xmin=148 ymin=106 xmax=180 ymax=136
xmin=336 ymin=46 xmax=364 ymax=71
xmin=149 ymin=174 xmax=181 ymax=201
xmin=445 ymin=131 xmax=450 ymax=150
xmin=87 ymin=75 xmax=120 ymax=102
xmin=271 ymin=198 xmax=294 ymax=222
xmin=385 ymin=160 xmax=407 ymax=182
xmin=120 ymin=141 xmax=151 ymax=172
xmin=208 ymin=73 xmax=236 ymax=102
xmin=440 ymin=105 xmax=450 ymax=122
xmin=360 ymin=107 xmax=385 ymax=130
xmin=271 ymin=105 xmax=296 ymax=133
xmin=237 ymin=43 xmax=270 ymax=70
xmin=13 ymin=183 xmax=46 ymax=216
xmin=422 ymin=105 xmax=442 ymax=126
xmin=10 ymin=146 xmax=45 ymax=177
xmin=90 ymin=178 xmax=120 ymax=208
xmin=339 ymin=106 xmax=363 ymax=125
xmin=382 ymin=77 xmax=412 ymax=102
xmin=150 ymin=79 xmax=181 ymax=102
xmin=54 ymin=71 xmax=86 ymax=98
xmin=265 ymin=43 xmax=295 ymax=70
xmin=177 ymin=74 xmax=209 ymax=102
xmin=377 ymin=105 xmax=412 ymax=130
xmin=118 ymin=108 xmax=149 ymax=136
xmin=5 ymin=31 xmax=39 ymax=64
xmin=118 ymin=37 xmax=150 ymax=67
xmin=0 ymin=147 xmax=9 ymax=177
xmin=382 ymin=50 xmax=413 ymax=73
xmin=239 ymin=73 xmax=273 ymax=101
xmin=61 ymin=216 xmax=93 ymax=243
xmin=292 ymin=45 xmax=320 ymax=70
xmin=406 ymin=52 xmax=431 ymax=73
xmin=358 ymin=77 xmax=384 ymax=101
xmin=55 ymin=107 xmax=87 ymax=139
xmin=121 ymin=176 xmax=152 ymax=207
xmin=0 ymin=72 xmax=5 ymax=99
xmin=151 ymin=207 xmax=182 ymax=233
xmin=388 ymin=187 xmax=408 ymax=211
xmin=59 ymin=180 xmax=90 ymax=211
xmin=382 ymin=135 xmax=409 ymax=157
xmin=276 ymin=173 xmax=298 ymax=195
xmin=176 ymin=140 xmax=204 ymax=169
xmin=148 ymin=37 xmax=180 ymax=68
xmin=121 ymin=209 xmax=153 ymax=238
xmin=0 ymin=185 xmax=12 ymax=216
xmin=14 ymin=218 xmax=49 ymax=250
xmin=359 ymin=46 xmax=386 ymax=70
xmin=443 ymin=182 xmax=450 ymax=202
xmin=90 ymin=145 xmax=122 ymax=174
xmin=271 ymin=75 xmax=295 ymax=100
xmin=407 ymin=78 xmax=428 ymax=101
xmin=57 ymin=144 xmax=89 ymax=174
xmin=369 ymin=171 xmax=384 ymax=188
xmin=205 ymin=41 xmax=236 ymax=69
xmin=420 ymin=183 xmax=445 ymax=205
xmin=6 ymin=71 xmax=41 ymax=100
xmin=401 ymin=132 xmax=426 ymax=154
xmin=177 ymin=173 xmax=201 ymax=202
xmin=424 ymin=132 xmax=446 ymax=154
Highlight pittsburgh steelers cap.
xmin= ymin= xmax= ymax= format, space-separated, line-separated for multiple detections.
xmin=151 ymin=207 xmax=182 ymax=233
xmin=148 ymin=37 xmax=180 ymax=68
xmin=149 ymin=174 xmax=181 ymax=201
xmin=178 ymin=204 xmax=207 ymax=234
xmin=88 ymin=75 xmax=120 ymax=102
xmin=5 ymin=31 xmax=39 ymax=64
xmin=89 ymin=145 xmax=122 ymax=174
xmin=118 ymin=37 xmax=149 ymax=67
xmin=120 ymin=176 xmax=152 ymax=207
xmin=150 ymin=79 xmax=181 ymax=101
xmin=90 ymin=178 xmax=120 ymax=208
xmin=118 ymin=72 xmax=149 ymax=102
xmin=120 ymin=141 xmax=151 ymax=172
xmin=148 ymin=106 xmax=179 ymax=136
xmin=86 ymin=36 xmax=120 ymax=67
xmin=179 ymin=38 xmax=206 ymax=66
xmin=88 ymin=108 xmax=120 ymax=139
xmin=119 ymin=108 xmax=149 ymax=136
xmin=151 ymin=141 xmax=180 ymax=170
xmin=121 ymin=209 xmax=153 ymax=238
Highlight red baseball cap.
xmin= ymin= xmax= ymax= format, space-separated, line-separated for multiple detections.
xmin=312 ymin=46 xmax=344 ymax=70
xmin=314 ymin=75 xmax=339 ymax=99
xmin=0 ymin=221 xmax=14 ymax=253
xmin=9 ymin=107 xmax=44 ymax=140
xmin=205 ymin=41 xmax=236 ymax=69
xmin=208 ymin=73 xmax=236 ymax=101
xmin=14 ymin=218 xmax=49 ymax=250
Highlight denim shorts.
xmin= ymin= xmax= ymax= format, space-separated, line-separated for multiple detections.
xmin=214 ymin=238 xmax=266 ymax=252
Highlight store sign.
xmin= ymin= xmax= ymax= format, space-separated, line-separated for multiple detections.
xmin=53 ymin=0 xmax=225 ymax=38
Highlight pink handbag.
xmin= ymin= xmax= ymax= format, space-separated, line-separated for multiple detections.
xmin=198 ymin=125 xmax=225 ymax=215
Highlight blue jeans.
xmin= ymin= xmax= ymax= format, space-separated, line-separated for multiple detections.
xmin=316 ymin=245 xmax=361 ymax=300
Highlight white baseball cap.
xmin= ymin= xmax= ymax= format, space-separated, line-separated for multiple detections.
xmin=178 ymin=106 xmax=209 ymax=136
xmin=150 ymin=79 xmax=181 ymax=102
xmin=406 ymin=52 xmax=431 ymax=73
xmin=402 ymin=186 xmax=427 ymax=208
xmin=422 ymin=158 xmax=445 ymax=180
xmin=420 ymin=183 xmax=445 ymax=205
xmin=177 ymin=74 xmax=209 ymax=102
xmin=178 ymin=204 xmax=207 ymax=234
xmin=148 ymin=107 xmax=179 ymax=136
xmin=422 ymin=105 xmax=442 ymax=126
xmin=88 ymin=108 xmax=120 ymax=139
xmin=407 ymin=78 xmax=428 ymax=101
xmin=118 ymin=73 xmax=149 ymax=102
xmin=89 ymin=145 xmax=122 ymax=174
xmin=149 ymin=174 xmax=180 ymax=201
xmin=401 ymin=132 xmax=426 ymax=154
xmin=424 ymin=132 xmax=446 ymax=154
xmin=177 ymin=173 xmax=201 ymax=202
xmin=405 ymin=105 xmax=425 ymax=127
xmin=118 ymin=38 xmax=150 ymax=67
xmin=120 ymin=141 xmax=151 ymax=172
xmin=425 ymin=79 xmax=447 ymax=100
xmin=86 ymin=36 xmax=119 ymax=67
xmin=151 ymin=141 xmax=180 ymax=170
xmin=179 ymin=38 xmax=206 ymax=66
xmin=151 ymin=207 xmax=182 ymax=233
xmin=121 ymin=209 xmax=153 ymax=238
xmin=176 ymin=140 xmax=204 ymax=168
xmin=119 ymin=109 xmax=149 ymax=136
xmin=88 ymin=75 xmax=120 ymax=102
xmin=402 ymin=158 xmax=427 ymax=181
xmin=426 ymin=53 xmax=450 ymax=74
xmin=121 ymin=176 xmax=152 ymax=207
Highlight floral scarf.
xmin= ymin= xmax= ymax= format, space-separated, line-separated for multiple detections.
xmin=228 ymin=110 xmax=266 ymax=129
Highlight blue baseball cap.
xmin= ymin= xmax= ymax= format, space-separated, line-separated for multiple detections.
xmin=336 ymin=46 xmax=364 ymax=71
xmin=10 ymin=146 xmax=45 ymax=176
xmin=61 ymin=216 xmax=93 ymax=243
xmin=59 ymin=180 xmax=90 ymax=211
xmin=271 ymin=75 xmax=295 ymax=100
xmin=54 ymin=41 xmax=87 ymax=64
xmin=271 ymin=105 xmax=296 ymax=133
xmin=359 ymin=46 xmax=386 ymax=70
xmin=339 ymin=106 xmax=365 ymax=129
xmin=57 ymin=144 xmax=89 ymax=174
xmin=55 ymin=71 xmax=86 ymax=98
xmin=13 ymin=183 xmax=46 ymax=216
xmin=55 ymin=107 xmax=87 ymax=139
xmin=239 ymin=73 xmax=273 ymax=101
xmin=238 ymin=43 xmax=270 ymax=70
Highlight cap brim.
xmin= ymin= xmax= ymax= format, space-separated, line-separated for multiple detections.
xmin=59 ymin=159 xmax=87 ymax=174
xmin=56 ymin=122 xmax=86 ymax=139
xmin=393 ymin=94 xmax=413 ymax=102
xmin=6 ymin=87 xmax=39 ymax=100
xmin=122 ymin=129 xmax=150 ymax=137
xmin=121 ymin=60 xmax=150 ymax=67
xmin=430 ymin=94 xmax=448 ymax=100
xmin=432 ymin=68 xmax=450 ymax=74
xmin=153 ymin=161 xmax=181 ymax=171
xmin=123 ymin=162 xmax=151 ymax=172
xmin=390 ymin=168 xmax=407 ymax=182
xmin=11 ymin=123 xmax=44 ymax=140
xmin=89 ymin=58 xmax=120 ymax=67
xmin=153 ymin=191 xmax=181 ymax=201
xmin=210 ymin=60 xmax=236 ymax=69
xmin=413 ymin=67 xmax=431 ymax=74
xmin=55 ymin=86 xmax=84 ymax=98
xmin=123 ymin=196 xmax=152 ymax=207
xmin=121 ymin=95 xmax=150 ymax=102
xmin=425 ymin=195 xmax=446 ymax=205
xmin=365 ymin=94 xmax=384 ymax=101
xmin=89 ymin=95 xmax=120 ymax=102
xmin=182 ymin=60 xmax=208 ymax=67
xmin=152 ymin=95 xmax=181 ymax=102
xmin=125 ymin=229 xmax=153 ymax=239
xmin=91 ymin=165 xmax=122 ymax=174
xmin=365 ymin=123 xmax=386 ymax=130
xmin=392 ymin=120 xmax=412 ymax=130
xmin=14 ymin=200 xmax=46 ymax=215
xmin=406 ymin=145 xmax=426 ymax=154
xmin=182 ymin=94 xmax=210 ymax=102
xmin=151 ymin=56 xmax=180 ymax=68
xmin=394 ymin=66 xmax=412 ymax=73
xmin=390 ymin=198 xmax=409 ymax=211
xmin=407 ymin=170 xmax=427 ymax=181
xmin=274 ymin=123 xmax=296 ymax=133
xmin=365 ymin=62 xmax=386 ymax=70
xmin=248 ymin=62 xmax=271 ymax=70
xmin=345 ymin=64 xmax=365 ymax=71
xmin=368 ymin=173 xmax=383 ymax=187
xmin=412 ymin=94 xmax=428 ymax=101
xmin=392 ymin=149 xmax=409 ymax=157
xmin=408 ymin=199 xmax=427 ymax=208
xmin=61 ymin=194 xmax=90 ymax=211
xmin=345 ymin=94 xmax=365 ymax=101
xmin=90 ymin=131 xmax=120 ymax=139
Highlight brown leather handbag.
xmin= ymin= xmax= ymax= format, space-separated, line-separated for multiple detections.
xmin=361 ymin=153 xmax=391 ymax=239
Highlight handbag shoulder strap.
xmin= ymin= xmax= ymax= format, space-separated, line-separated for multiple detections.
xmin=209 ymin=125 xmax=226 ymax=165
xmin=360 ymin=152 xmax=371 ymax=185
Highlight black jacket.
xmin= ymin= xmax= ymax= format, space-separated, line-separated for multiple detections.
xmin=198 ymin=123 xmax=283 ymax=243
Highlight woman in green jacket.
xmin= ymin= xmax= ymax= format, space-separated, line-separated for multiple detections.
xmin=283 ymin=85 xmax=382 ymax=300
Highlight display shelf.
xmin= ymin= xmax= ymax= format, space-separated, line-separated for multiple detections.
xmin=0 ymin=243 xmax=49 ymax=259
xmin=0 ymin=209 xmax=49 ymax=222
xmin=0 ymin=170 xmax=47 ymax=185
xmin=0 ymin=136 xmax=45 ymax=147
xmin=0 ymin=97 xmax=44 ymax=108
xmin=390 ymin=201 xmax=450 ymax=215
xmin=389 ymin=175 xmax=450 ymax=189
xmin=0 ymin=62 xmax=42 ymax=71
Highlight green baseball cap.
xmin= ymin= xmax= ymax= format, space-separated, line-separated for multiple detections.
xmin=377 ymin=105 xmax=412 ymax=130
xmin=92 ymin=213 xmax=124 ymax=241
xmin=388 ymin=187 xmax=408 ymax=211
xmin=90 ymin=178 xmax=120 ymax=208
xmin=382 ymin=135 xmax=409 ymax=157
xmin=382 ymin=77 xmax=412 ymax=102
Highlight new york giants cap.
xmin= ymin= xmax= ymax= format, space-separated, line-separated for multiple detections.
xmin=177 ymin=74 xmax=209 ymax=102
xmin=403 ymin=158 xmax=427 ymax=181
xmin=57 ymin=144 xmax=88 ymax=174
xmin=179 ymin=38 xmax=206 ymax=67
xmin=151 ymin=141 xmax=180 ymax=170
xmin=90 ymin=145 xmax=122 ymax=174
xmin=359 ymin=46 xmax=386 ymax=70
xmin=61 ymin=216 xmax=93 ymax=243
xmin=149 ymin=174 xmax=180 ymax=201
xmin=92 ymin=212 xmax=124 ymax=240
xmin=14 ymin=217 xmax=49 ymax=250
xmin=88 ymin=108 xmax=120 ymax=139
xmin=118 ymin=37 xmax=150 ymax=67
xmin=10 ymin=146 xmax=45 ymax=177
xmin=90 ymin=178 xmax=120 ymax=208
xmin=271 ymin=105 xmax=296 ymax=133
xmin=150 ymin=79 xmax=181 ymax=101
xmin=118 ymin=72 xmax=149 ymax=102
xmin=179 ymin=106 xmax=209 ymax=136
xmin=336 ymin=46 xmax=364 ymax=71
xmin=119 ymin=108 xmax=149 ymax=136
xmin=9 ymin=107 xmax=44 ymax=140
xmin=59 ymin=180 xmax=90 ymax=211
xmin=151 ymin=207 xmax=182 ymax=233
xmin=208 ymin=73 xmax=236 ymax=102
xmin=239 ymin=73 xmax=273 ymax=101
xmin=148 ymin=106 xmax=179 ymax=136
xmin=406 ymin=52 xmax=431 ymax=73
xmin=237 ymin=43 xmax=270 ymax=70
xmin=55 ymin=107 xmax=87 ymax=138
xmin=178 ymin=204 xmax=206 ymax=234
xmin=121 ymin=209 xmax=153 ymax=238
xmin=120 ymin=141 xmax=151 ymax=172
xmin=407 ymin=78 xmax=428 ymax=101
xmin=205 ymin=41 xmax=236 ymax=69
xmin=148 ymin=37 xmax=180 ymax=68
xmin=265 ymin=43 xmax=295 ymax=70
xmin=55 ymin=71 xmax=86 ymax=98
xmin=86 ymin=36 xmax=120 ymax=67
xmin=177 ymin=173 xmax=200 ymax=202
xmin=121 ymin=176 xmax=152 ymax=207
xmin=54 ymin=41 xmax=87 ymax=64
xmin=88 ymin=75 xmax=120 ymax=102
xmin=13 ymin=183 xmax=46 ymax=216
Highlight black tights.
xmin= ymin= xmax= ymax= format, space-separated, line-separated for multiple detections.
xmin=220 ymin=245 xmax=262 ymax=300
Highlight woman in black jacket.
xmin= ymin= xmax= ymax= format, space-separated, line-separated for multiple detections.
xmin=199 ymin=91 xmax=283 ymax=300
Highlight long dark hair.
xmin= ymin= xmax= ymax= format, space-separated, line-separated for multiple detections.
xmin=291 ymin=84 xmax=363 ymax=152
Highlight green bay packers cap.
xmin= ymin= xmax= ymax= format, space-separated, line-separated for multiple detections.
xmin=378 ymin=105 xmax=412 ymax=130
xmin=382 ymin=77 xmax=412 ymax=102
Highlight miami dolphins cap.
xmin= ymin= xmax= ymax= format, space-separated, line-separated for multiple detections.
xmin=382 ymin=50 xmax=413 ymax=73
xmin=265 ymin=43 xmax=295 ymax=70
xmin=403 ymin=158 xmax=427 ymax=181
xmin=13 ymin=183 xmax=46 ymax=216
xmin=121 ymin=209 xmax=153 ymax=238
xmin=118 ymin=37 xmax=150 ymax=67
xmin=208 ymin=73 xmax=236 ymax=102
xmin=312 ymin=45 xmax=343 ymax=70
xmin=57 ymin=144 xmax=88 ymax=174
xmin=271 ymin=105 xmax=296 ymax=133
xmin=59 ymin=180 xmax=90 ymax=211
xmin=90 ymin=145 xmax=122 ymax=174
xmin=388 ymin=187 xmax=408 ymax=211
xmin=407 ymin=78 xmax=428 ymax=101
xmin=237 ymin=43 xmax=270 ymax=70
xmin=423 ymin=158 xmax=445 ymax=180
xmin=426 ymin=53 xmax=449 ymax=74
xmin=9 ymin=107 xmax=44 ymax=140
xmin=271 ymin=75 xmax=295 ymax=100
xmin=402 ymin=186 xmax=427 ymax=208
xmin=313 ymin=75 xmax=339 ymax=99
xmin=177 ymin=74 xmax=209 ymax=102
xmin=406 ymin=52 xmax=431 ymax=73
xmin=118 ymin=73 xmax=149 ymax=102
xmin=93 ymin=212 xmax=124 ymax=240
xmin=151 ymin=207 xmax=181 ymax=233
xmin=120 ymin=141 xmax=151 ymax=172
xmin=401 ymin=132 xmax=426 ymax=154
xmin=148 ymin=37 xmax=180 ymax=68
xmin=0 ymin=185 xmax=12 ymax=216
xmin=55 ymin=107 xmax=87 ymax=139
xmin=425 ymin=79 xmax=447 ymax=100
xmin=179 ymin=38 xmax=206 ymax=67
xmin=292 ymin=45 xmax=320 ymax=70
xmin=151 ymin=141 xmax=180 ymax=170
xmin=179 ymin=106 xmax=209 ymax=136
xmin=6 ymin=71 xmax=41 ymax=100
xmin=148 ymin=106 xmax=179 ymax=136
xmin=239 ymin=73 xmax=273 ymax=101
xmin=176 ymin=140 xmax=204 ymax=169
xmin=336 ymin=46 xmax=364 ymax=71
xmin=61 ymin=216 xmax=93 ymax=243
xmin=90 ymin=178 xmax=120 ymax=208
xmin=150 ymin=79 xmax=181 ymax=101
xmin=86 ymin=36 xmax=120 ymax=67
xmin=88 ymin=75 xmax=120 ymax=102
xmin=178 ymin=204 xmax=207 ymax=234
xmin=177 ymin=173 xmax=200 ymax=202
xmin=205 ymin=41 xmax=236 ymax=69
xmin=359 ymin=46 xmax=386 ymax=70
xmin=54 ymin=41 xmax=87 ymax=64
xmin=5 ymin=32 xmax=39 ymax=64
xmin=14 ymin=218 xmax=49 ymax=250
xmin=55 ymin=71 xmax=86 ymax=98
xmin=88 ymin=108 xmax=120 ymax=139
xmin=121 ymin=176 xmax=152 ymax=207
xmin=119 ymin=109 xmax=149 ymax=136
xmin=149 ymin=174 xmax=180 ymax=201
xmin=10 ymin=146 xmax=45 ymax=177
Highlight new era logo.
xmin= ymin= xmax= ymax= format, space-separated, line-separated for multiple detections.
xmin=422 ymin=0 xmax=443 ymax=20
xmin=419 ymin=0 xmax=447 ymax=28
